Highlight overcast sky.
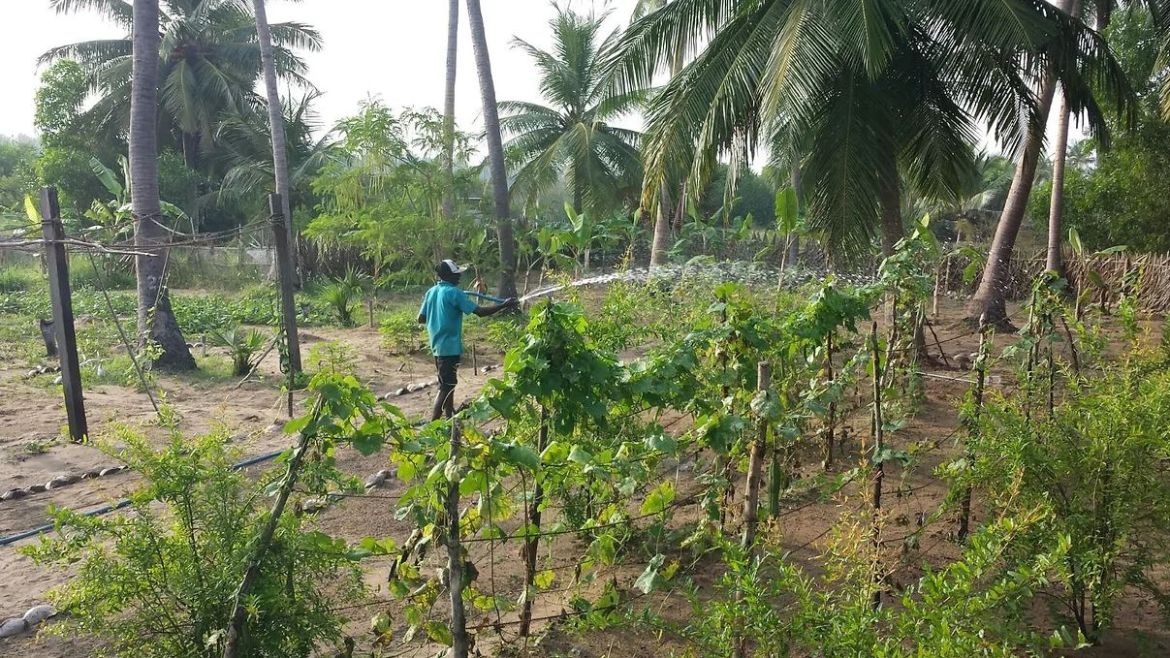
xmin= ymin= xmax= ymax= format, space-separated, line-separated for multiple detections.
xmin=0 ymin=0 xmax=639 ymax=138
xmin=1 ymin=0 xmax=1079 ymax=154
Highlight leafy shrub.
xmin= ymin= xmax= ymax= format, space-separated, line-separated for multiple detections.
xmin=958 ymin=355 xmax=1170 ymax=640
xmin=379 ymin=310 xmax=424 ymax=354
xmin=25 ymin=431 xmax=363 ymax=658
xmin=0 ymin=263 xmax=41 ymax=293
xmin=69 ymin=256 xmax=135 ymax=290
xmin=668 ymin=515 xmax=1070 ymax=657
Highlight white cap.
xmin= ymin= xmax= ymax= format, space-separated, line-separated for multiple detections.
xmin=439 ymin=259 xmax=466 ymax=275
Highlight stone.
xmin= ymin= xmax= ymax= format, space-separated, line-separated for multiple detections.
xmin=301 ymin=498 xmax=328 ymax=513
xmin=1 ymin=488 xmax=27 ymax=501
xmin=22 ymin=605 xmax=55 ymax=625
xmin=395 ymin=387 xmax=408 ymax=396
xmin=28 ymin=483 xmax=47 ymax=494
xmin=81 ymin=469 xmax=102 ymax=479
xmin=377 ymin=468 xmax=393 ymax=479
xmin=46 ymin=476 xmax=72 ymax=490
xmin=99 ymin=466 xmax=123 ymax=477
xmin=0 ymin=617 xmax=28 ymax=639
xmin=52 ymin=375 xmax=63 ymax=386
xmin=364 ymin=472 xmax=386 ymax=489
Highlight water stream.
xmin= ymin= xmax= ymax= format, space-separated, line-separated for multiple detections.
xmin=518 ymin=260 xmax=875 ymax=304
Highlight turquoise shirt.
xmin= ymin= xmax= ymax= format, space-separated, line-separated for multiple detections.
xmin=419 ymin=281 xmax=478 ymax=357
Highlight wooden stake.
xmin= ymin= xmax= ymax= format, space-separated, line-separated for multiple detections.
xmin=824 ymin=332 xmax=836 ymax=469
xmin=446 ymin=420 xmax=470 ymax=658
xmin=742 ymin=362 xmax=771 ymax=551
xmin=519 ymin=405 xmax=548 ymax=638
xmin=40 ymin=188 xmax=87 ymax=443
xmin=958 ymin=315 xmax=989 ymax=543
xmin=869 ymin=321 xmax=884 ymax=610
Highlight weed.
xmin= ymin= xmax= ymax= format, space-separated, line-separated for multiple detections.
xmin=212 ymin=326 xmax=269 ymax=376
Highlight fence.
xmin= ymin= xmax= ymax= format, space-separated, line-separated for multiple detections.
xmin=938 ymin=249 xmax=1170 ymax=312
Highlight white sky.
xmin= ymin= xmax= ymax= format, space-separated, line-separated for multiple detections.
xmin=0 ymin=0 xmax=640 ymax=138
xmin=0 ymin=0 xmax=1078 ymax=153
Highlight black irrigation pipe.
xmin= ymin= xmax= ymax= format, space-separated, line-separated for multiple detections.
xmin=0 ymin=446 xmax=289 ymax=548
xmin=0 ymin=410 xmax=458 ymax=548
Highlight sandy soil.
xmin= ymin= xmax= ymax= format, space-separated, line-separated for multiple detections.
xmin=1 ymin=301 xmax=1167 ymax=658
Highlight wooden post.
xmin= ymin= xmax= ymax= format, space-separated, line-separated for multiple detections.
xmin=958 ymin=315 xmax=989 ymax=543
xmin=40 ymin=188 xmax=87 ymax=443
xmin=869 ymin=321 xmax=884 ymax=610
xmin=269 ymin=194 xmax=302 ymax=377
xmin=824 ymin=331 xmax=836 ymax=469
xmin=518 ymin=405 xmax=548 ymax=638
xmin=742 ymin=362 xmax=771 ymax=551
xmin=446 ymin=420 xmax=470 ymax=658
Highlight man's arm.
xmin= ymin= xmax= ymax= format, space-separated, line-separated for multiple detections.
xmin=472 ymin=298 xmax=518 ymax=317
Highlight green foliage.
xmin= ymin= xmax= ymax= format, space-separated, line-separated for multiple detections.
xmin=0 ymin=136 xmax=39 ymax=214
xmin=0 ymin=263 xmax=42 ymax=294
xmin=1029 ymin=119 xmax=1170 ymax=253
xmin=500 ymin=8 xmax=643 ymax=215
xmin=307 ymin=103 xmax=488 ymax=282
xmin=957 ymin=353 xmax=1170 ymax=640
xmin=24 ymin=431 xmax=363 ymax=658
xmin=669 ymin=514 xmax=1071 ymax=657
xmin=318 ymin=269 xmax=368 ymax=327
xmin=615 ymin=0 xmax=1120 ymax=261
xmin=379 ymin=310 xmax=425 ymax=355
xmin=212 ymin=326 xmax=268 ymax=376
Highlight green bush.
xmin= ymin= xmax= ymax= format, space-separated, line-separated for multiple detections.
xmin=0 ymin=263 xmax=42 ymax=293
xmin=69 ymin=256 xmax=136 ymax=290
xmin=667 ymin=516 xmax=1070 ymax=658
xmin=379 ymin=310 xmax=424 ymax=354
xmin=25 ymin=431 xmax=363 ymax=658
xmin=958 ymin=354 xmax=1170 ymax=641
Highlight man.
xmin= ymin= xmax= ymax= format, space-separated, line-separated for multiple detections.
xmin=418 ymin=260 xmax=516 ymax=420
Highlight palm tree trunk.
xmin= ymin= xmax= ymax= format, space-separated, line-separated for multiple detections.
xmin=441 ymin=0 xmax=459 ymax=220
xmin=878 ymin=159 xmax=902 ymax=259
xmin=787 ymin=165 xmax=802 ymax=266
xmin=1046 ymin=90 xmax=1071 ymax=274
xmin=966 ymin=0 xmax=1079 ymax=327
xmin=252 ymin=0 xmax=298 ymax=281
xmin=131 ymin=0 xmax=194 ymax=370
xmin=465 ymin=0 xmax=517 ymax=298
xmin=650 ymin=196 xmax=672 ymax=266
xmin=649 ymin=54 xmax=685 ymax=268
xmin=1049 ymin=4 xmax=1107 ymax=275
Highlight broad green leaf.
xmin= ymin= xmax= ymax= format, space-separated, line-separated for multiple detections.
xmin=641 ymin=481 xmax=676 ymax=515
xmin=534 ymin=569 xmax=555 ymax=590
xmin=634 ymin=554 xmax=666 ymax=594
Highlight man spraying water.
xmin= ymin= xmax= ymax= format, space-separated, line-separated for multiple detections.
xmin=418 ymin=260 xmax=517 ymax=420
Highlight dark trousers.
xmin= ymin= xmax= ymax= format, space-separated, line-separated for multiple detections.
xmin=432 ymin=355 xmax=460 ymax=420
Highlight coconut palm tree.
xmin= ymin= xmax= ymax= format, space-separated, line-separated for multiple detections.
xmin=1047 ymin=0 xmax=1167 ymax=275
xmin=633 ymin=0 xmax=689 ymax=266
xmin=250 ymin=0 xmax=297 ymax=276
xmin=130 ymin=0 xmax=194 ymax=369
xmin=968 ymin=0 xmax=1160 ymax=325
xmin=442 ymin=0 xmax=460 ymax=220
xmin=612 ymin=0 xmax=1127 ymax=271
xmin=42 ymin=0 xmax=320 ymax=170
xmin=465 ymin=0 xmax=518 ymax=297
xmin=214 ymin=92 xmax=336 ymax=212
xmin=500 ymin=9 xmax=643 ymax=217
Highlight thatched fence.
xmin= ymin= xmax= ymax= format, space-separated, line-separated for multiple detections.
xmin=939 ymin=249 xmax=1170 ymax=313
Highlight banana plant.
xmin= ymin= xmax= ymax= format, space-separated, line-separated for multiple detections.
xmin=84 ymin=156 xmax=193 ymax=242
xmin=1067 ymin=228 xmax=1127 ymax=319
